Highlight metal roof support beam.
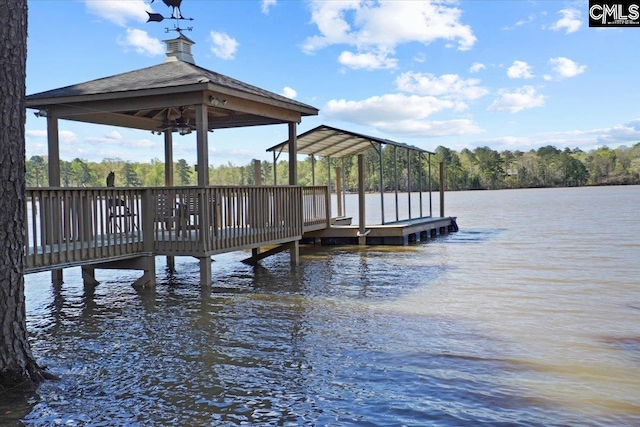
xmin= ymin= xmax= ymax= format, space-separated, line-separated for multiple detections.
xmin=440 ymin=162 xmax=445 ymax=218
xmin=394 ymin=146 xmax=399 ymax=222
xmin=273 ymin=151 xmax=277 ymax=186
xmin=378 ymin=143 xmax=385 ymax=225
xmin=327 ymin=156 xmax=332 ymax=215
xmin=357 ymin=153 xmax=366 ymax=245
xmin=341 ymin=157 xmax=346 ymax=218
xmin=408 ymin=148 xmax=412 ymax=220
xmin=419 ymin=153 xmax=423 ymax=218
xmin=336 ymin=166 xmax=343 ymax=217
xmin=429 ymin=154 xmax=433 ymax=217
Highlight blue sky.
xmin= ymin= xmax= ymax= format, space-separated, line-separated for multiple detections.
xmin=25 ymin=0 xmax=640 ymax=166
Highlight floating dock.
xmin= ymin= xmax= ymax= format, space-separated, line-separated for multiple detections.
xmin=304 ymin=216 xmax=457 ymax=245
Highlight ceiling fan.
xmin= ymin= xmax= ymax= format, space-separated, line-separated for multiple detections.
xmin=154 ymin=106 xmax=196 ymax=135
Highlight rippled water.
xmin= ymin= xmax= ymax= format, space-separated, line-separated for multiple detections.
xmin=3 ymin=186 xmax=639 ymax=426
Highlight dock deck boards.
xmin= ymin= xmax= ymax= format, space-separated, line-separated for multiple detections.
xmin=304 ymin=216 xmax=456 ymax=245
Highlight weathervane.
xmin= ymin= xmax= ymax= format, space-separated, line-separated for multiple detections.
xmin=146 ymin=0 xmax=194 ymax=33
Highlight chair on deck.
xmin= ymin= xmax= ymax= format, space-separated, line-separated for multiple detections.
xmin=156 ymin=192 xmax=187 ymax=236
xmin=107 ymin=197 xmax=136 ymax=233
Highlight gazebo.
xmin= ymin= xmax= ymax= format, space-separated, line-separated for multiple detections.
xmin=26 ymin=34 xmax=318 ymax=188
xmin=24 ymin=34 xmax=321 ymax=286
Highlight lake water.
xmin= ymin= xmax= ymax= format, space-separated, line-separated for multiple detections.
xmin=3 ymin=186 xmax=639 ymax=426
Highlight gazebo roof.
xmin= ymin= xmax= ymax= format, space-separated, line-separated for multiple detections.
xmin=26 ymin=59 xmax=318 ymax=132
xmin=267 ymin=124 xmax=434 ymax=158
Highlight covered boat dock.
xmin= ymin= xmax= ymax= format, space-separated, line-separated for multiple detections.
xmin=267 ymin=125 xmax=457 ymax=246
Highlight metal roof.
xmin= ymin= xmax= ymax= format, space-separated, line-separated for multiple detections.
xmin=266 ymin=125 xmax=434 ymax=158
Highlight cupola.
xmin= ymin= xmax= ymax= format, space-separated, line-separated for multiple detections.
xmin=164 ymin=33 xmax=195 ymax=65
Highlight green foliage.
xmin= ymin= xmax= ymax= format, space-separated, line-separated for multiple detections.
xmin=24 ymin=143 xmax=640 ymax=190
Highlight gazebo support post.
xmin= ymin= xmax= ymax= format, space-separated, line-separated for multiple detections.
xmin=287 ymin=122 xmax=300 ymax=264
xmin=164 ymin=130 xmax=175 ymax=271
xmin=195 ymin=104 xmax=211 ymax=283
xmin=195 ymin=104 xmax=209 ymax=187
xmin=199 ymin=256 xmax=211 ymax=288
xmin=47 ymin=116 xmax=63 ymax=285
xmin=311 ymin=155 xmax=316 ymax=186
xmin=288 ymin=122 xmax=297 ymax=185
xmin=252 ymin=159 xmax=262 ymax=258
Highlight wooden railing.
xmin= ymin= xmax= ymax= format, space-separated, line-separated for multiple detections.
xmin=302 ymin=186 xmax=330 ymax=232
xmin=24 ymin=185 xmax=330 ymax=272
xmin=25 ymin=188 xmax=145 ymax=273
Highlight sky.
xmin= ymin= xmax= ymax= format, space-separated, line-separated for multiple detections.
xmin=25 ymin=0 xmax=640 ymax=166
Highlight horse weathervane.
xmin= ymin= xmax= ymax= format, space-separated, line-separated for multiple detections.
xmin=147 ymin=0 xmax=194 ymax=33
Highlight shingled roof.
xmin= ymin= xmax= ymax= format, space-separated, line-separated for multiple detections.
xmin=26 ymin=60 xmax=316 ymax=113
xmin=26 ymin=42 xmax=318 ymax=132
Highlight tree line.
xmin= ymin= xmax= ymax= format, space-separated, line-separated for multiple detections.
xmin=26 ymin=143 xmax=640 ymax=191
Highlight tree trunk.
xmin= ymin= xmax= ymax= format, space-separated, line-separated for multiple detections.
xmin=0 ymin=0 xmax=44 ymax=392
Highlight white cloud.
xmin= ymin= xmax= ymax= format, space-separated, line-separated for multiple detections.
xmin=502 ymin=14 xmax=536 ymax=30
xmin=395 ymin=72 xmax=489 ymax=109
xmin=105 ymin=130 xmax=122 ymax=140
xmin=261 ymin=0 xmax=276 ymax=14
xmin=325 ymin=94 xmax=455 ymax=123
xmin=86 ymin=130 xmax=124 ymax=144
xmin=413 ymin=52 xmax=426 ymax=63
xmin=209 ymin=31 xmax=239 ymax=60
xmin=26 ymin=130 xmax=47 ymax=139
xmin=550 ymin=9 xmax=582 ymax=34
xmin=594 ymin=118 xmax=640 ymax=145
xmin=60 ymin=131 xmax=80 ymax=144
xmin=27 ymin=129 xmax=79 ymax=144
xmin=281 ymin=87 xmax=297 ymax=99
xmin=488 ymin=86 xmax=546 ymax=113
xmin=469 ymin=62 xmax=485 ymax=73
xmin=118 ymin=29 xmax=164 ymax=56
xmin=507 ymin=60 xmax=534 ymax=79
xmin=85 ymin=0 xmax=149 ymax=26
xmin=323 ymin=93 xmax=484 ymax=137
xmin=302 ymin=1 xmax=476 ymax=70
xmin=543 ymin=74 xmax=553 ymax=81
xmin=478 ymin=118 xmax=640 ymax=151
xmin=549 ymin=57 xmax=586 ymax=78
xmin=338 ymin=50 xmax=398 ymax=70
xmin=375 ymin=119 xmax=484 ymax=137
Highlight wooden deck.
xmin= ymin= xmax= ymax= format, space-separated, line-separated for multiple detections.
xmin=24 ymin=185 xmax=330 ymax=275
xmin=303 ymin=216 xmax=458 ymax=245
xmin=23 ymin=184 xmax=457 ymax=287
